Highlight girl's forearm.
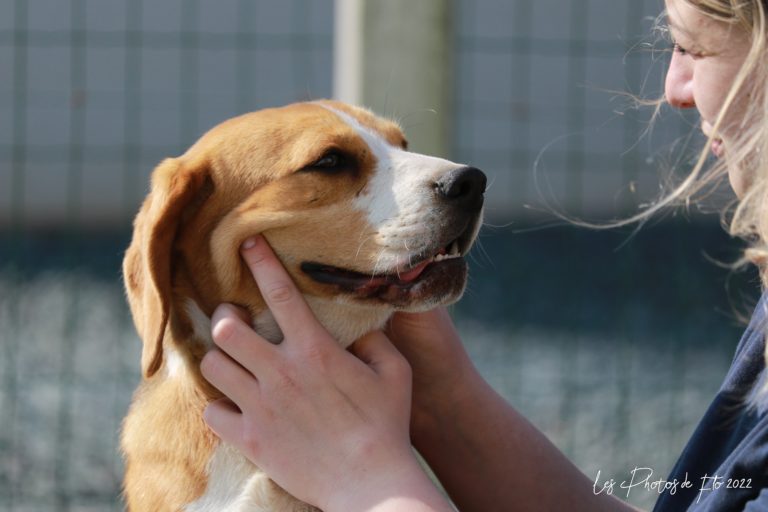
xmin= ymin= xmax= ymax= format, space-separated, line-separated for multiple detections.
xmin=411 ymin=371 xmax=639 ymax=512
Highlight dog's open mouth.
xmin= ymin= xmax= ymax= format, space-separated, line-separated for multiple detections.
xmin=302 ymin=239 xmax=460 ymax=287
xmin=300 ymin=233 xmax=471 ymax=304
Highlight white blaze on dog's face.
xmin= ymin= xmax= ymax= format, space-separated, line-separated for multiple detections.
xmin=123 ymin=100 xmax=484 ymax=372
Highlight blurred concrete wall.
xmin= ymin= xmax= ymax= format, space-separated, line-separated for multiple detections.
xmin=335 ymin=0 xmax=453 ymax=159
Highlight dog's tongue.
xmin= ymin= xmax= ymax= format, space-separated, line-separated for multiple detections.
xmin=396 ymin=259 xmax=431 ymax=283
xmin=357 ymin=260 xmax=432 ymax=290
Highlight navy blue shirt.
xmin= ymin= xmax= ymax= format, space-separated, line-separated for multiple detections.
xmin=653 ymin=296 xmax=768 ymax=511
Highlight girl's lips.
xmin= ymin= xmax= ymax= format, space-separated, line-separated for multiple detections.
xmin=701 ymin=122 xmax=724 ymax=158
xmin=711 ymin=138 xmax=724 ymax=158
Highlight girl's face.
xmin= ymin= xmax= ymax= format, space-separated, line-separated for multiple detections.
xmin=664 ymin=0 xmax=753 ymax=196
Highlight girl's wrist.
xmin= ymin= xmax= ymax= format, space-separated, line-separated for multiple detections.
xmin=321 ymin=451 xmax=453 ymax=512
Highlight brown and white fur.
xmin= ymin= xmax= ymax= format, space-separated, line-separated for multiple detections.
xmin=121 ymin=100 xmax=485 ymax=511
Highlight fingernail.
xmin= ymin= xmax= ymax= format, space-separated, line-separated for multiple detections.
xmin=242 ymin=237 xmax=258 ymax=250
xmin=211 ymin=303 xmax=233 ymax=325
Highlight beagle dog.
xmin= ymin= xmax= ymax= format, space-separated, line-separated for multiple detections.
xmin=121 ymin=100 xmax=485 ymax=511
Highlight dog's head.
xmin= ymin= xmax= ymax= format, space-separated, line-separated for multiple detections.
xmin=123 ymin=101 xmax=485 ymax=377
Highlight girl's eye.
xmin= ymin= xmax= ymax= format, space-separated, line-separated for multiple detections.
xmin=672 ymin=41 xmax=704 ymax=59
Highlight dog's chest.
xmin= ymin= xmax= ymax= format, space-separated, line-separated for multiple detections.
xmin=185 ymin=444 xmax=320 ymax=512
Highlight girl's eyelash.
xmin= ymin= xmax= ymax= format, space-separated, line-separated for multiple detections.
xmin=673 ymin=42 xmax=688 ymax=55
xmin=672 ymin=41 xmax=704 ymax=58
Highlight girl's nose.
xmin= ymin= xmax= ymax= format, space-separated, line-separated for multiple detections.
xmin=665 ymin=51 xmax=695 ymax=109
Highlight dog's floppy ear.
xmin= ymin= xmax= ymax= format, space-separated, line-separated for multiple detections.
xmin=123 ymin=157 xmax=209 ymax=378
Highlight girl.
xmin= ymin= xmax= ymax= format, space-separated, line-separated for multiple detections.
xmin=200 ymin=0 xmax=768 ymax=510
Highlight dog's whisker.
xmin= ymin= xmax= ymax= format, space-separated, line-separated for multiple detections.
xmin=354 ymin=233 xmax=373 ymax=263
xmin=370 ymin=250 xmax=388 ymax=283
xmin=403 ymin=240 xmax=413 ymax=274
xmin=354 ymin=230 xmax=381 ymax=264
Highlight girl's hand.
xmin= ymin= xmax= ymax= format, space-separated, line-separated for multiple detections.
xmin=200 ymin=235 xmax=453 ymax=512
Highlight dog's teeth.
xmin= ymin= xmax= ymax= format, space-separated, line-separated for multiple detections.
xmin=432 ymin=245 xmax=461 ymax=263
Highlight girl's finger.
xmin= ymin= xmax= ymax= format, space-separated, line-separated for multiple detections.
xmin=349 ymin=331 xmax=411 ymax=381
xmin=240 ymin=235 xmax=332 ymax=346
xmin=200 ymin=348 xmax=259 ymax=406
xmin=210 ymin=303 xmax=277 ymax=375
xmin=203 ymin=397 xmax=244 ymax=440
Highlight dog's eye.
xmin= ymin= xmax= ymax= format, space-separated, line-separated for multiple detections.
xmin=315 ymin=154 xmax=339 ymax=167
xmin=308 ymin=152 xmax=345 ymax=172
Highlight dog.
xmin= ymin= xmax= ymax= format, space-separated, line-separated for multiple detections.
xmin=121 ymin=100 xmax=485 ymax=511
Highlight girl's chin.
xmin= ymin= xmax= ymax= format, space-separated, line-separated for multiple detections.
xmin=728 ymin=166 xmax=749 ymax=199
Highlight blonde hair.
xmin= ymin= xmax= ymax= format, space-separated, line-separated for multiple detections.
xmin=615 ymin=2 xmax=767 ymax=269
xmin=660 ymin=1 xmax=768 ymax=270
xmin=606 ymin=3 xmax=768 ymax=265
xmin=685 ymin=1 xmax=768 ymax=270
xmin=667 ymin=0 xmax=768 ymax=403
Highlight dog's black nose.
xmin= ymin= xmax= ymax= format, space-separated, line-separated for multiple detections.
xmin=435 ymin=166 xmax=486 ymax=211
